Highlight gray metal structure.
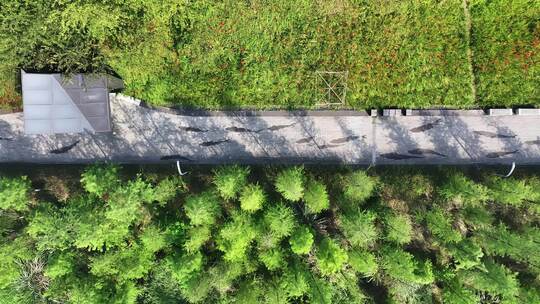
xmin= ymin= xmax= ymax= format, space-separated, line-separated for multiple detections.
xmin=21 ymin=71 xmax=122 ymax=134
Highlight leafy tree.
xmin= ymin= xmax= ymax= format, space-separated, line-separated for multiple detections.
xmin=80 ymin=165 xmax=119 ymax=197
xmin=184 ymin=191 xmax=221 ymax=226
xmin=338 ymin=209 xmax=377 ymax=248
xmin=348 ymin=248 xmax=378 ymax=277
xmin=343 ymin=171 xmax=376 ymax=203
xmin=0 ymin=176 xmax=31 ymax=211
xmin=315 ymin=238 xmax=348 ymax=276
xmin=239 ymin=184 xmax=265 ymax=212
xmin=289 ymin=226 xmax=314 ymax=255
xmin=438 ymin=173 xmax=488 ymax=206
xmin=384 ymin=212 xmax=413 ymax=244
xmin=213 ymin=165 xmax=249 ymax=200
xmin=303 ymin=178 xmax=330 ymax=214
xmin=275 ymin=167 xmax=304 ymax=202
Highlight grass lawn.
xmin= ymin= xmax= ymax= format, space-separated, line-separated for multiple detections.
xmin=470 ymin=0 xmax=540 ymax=107
xmin=0 ymin=0 xmax=538 ymax=110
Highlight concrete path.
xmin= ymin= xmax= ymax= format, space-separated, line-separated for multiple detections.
xmin=1 ymin=94 xmax=539 ymax=165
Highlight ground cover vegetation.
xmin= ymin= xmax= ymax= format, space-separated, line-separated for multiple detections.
xmin=0 ymin=0 xmax=538 ymax=110
xmin=0 ymin=165 xmax=539 ymax=303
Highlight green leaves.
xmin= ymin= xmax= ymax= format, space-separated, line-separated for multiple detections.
xmin=349 ymin=249 xmax=378 ymax=277
xmin=380 ymin=246 xmax=434 ymax=285
xmin=424 ymin=208 xmax=463 ymax=244
xmin=0 ymin=176 xmax=30 ymax=211
xmin=4 ymin=165 xmax=540 ymax=303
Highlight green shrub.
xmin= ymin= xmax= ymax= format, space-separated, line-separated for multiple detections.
xmin=343 ymin=171 xmax=376 ymax=203
xmin=239 ymin=184 xmax=265 ymax=212
xmin=316 ymin=238 xmax=348 ymax=276
xmin=0 ymin=176 xmax=31 ymax=211
xmin=289 ymin=226 xmax=314 ymax=255
xmin=184 ymin=191 xmax=221 ymax=226
xmin=279 ymin=261 xmax=310 ymax=298
xmin=275 ymin=167 xmax=304 ymax=202
xmin=213 ymin=166 xmax=249 ymax=200
xmin=303 ymin=178 xmax=330 ymax=214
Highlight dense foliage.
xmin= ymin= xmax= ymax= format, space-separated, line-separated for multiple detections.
xmin=0 ymin=0 xmax=538 ymax=110
xmin=1 ymin=165 xmax=539 ymax=303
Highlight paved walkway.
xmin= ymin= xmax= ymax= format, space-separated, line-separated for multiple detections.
xmin=1 ymin=94 xmax=539 ymax=165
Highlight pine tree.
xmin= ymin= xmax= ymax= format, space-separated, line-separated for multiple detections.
xmin=239 ymin=183 xmax=265 ymax=212
xmin=184 ymin=191 xmax=221 ymax=227
xmin=338 ymin=209 xmax=377 ymax=248
xmin=438 ymin=173 xmax=488 ymax=206
xmin=289 ymin=226 xmax=314 ymax=255
xmin=80 ymin=165 xmax=119 ymax=197
xmin=460 ymin=259 xmax=520 ymax=301
xmin=263 ymin=203 xmax=296 ymax=239
xmin=275 ymin=167 xmax=305 ymax=202
xmin=343 ymin=171 xmax=376 ymax=203
xmin=384 ymin=212 xmax=413 ymax=245
xmin=213 ymin=165 xmax=249 ymax=200
xmin=315 ymin=238 xmax=348 ymax=276
xmin=380 ymin=246 xmax=434 ymax=285
xmin=303 ymin=178 xmax=330 ymax=214
xmin=0 ymin=176 xmax=31 ymax=211
xmin=424 ymin=207 xmax=462 ymax=244
xmin=348 ymin=248 xmax=378 ymax=277
xmin=217 ymin=211 xmax=258 ymax=262
xmin=487 ymin=176 xmax=537 ymax=207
